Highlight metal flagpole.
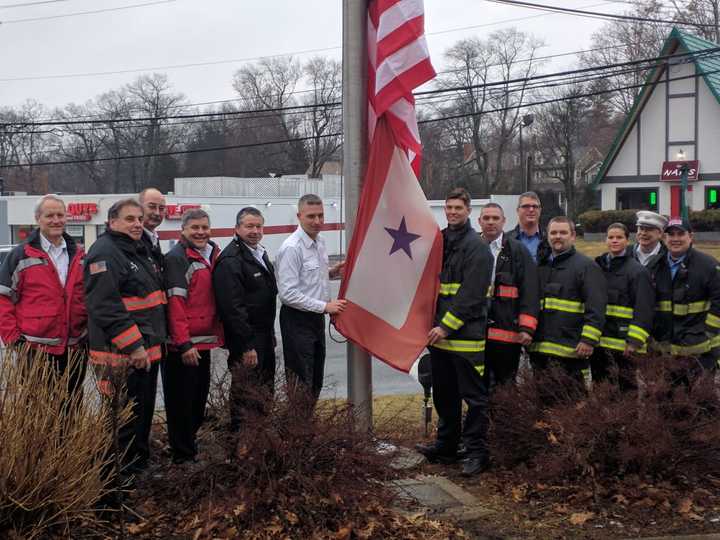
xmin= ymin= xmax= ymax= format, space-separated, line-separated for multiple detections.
xmin=342 ymin=0 xmax=372 ymax=431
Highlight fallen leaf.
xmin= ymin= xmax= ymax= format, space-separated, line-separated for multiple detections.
xmin=569 ymin=512 xmax=595 ymax=525
xmin=688 ymin=512 xmax=704 ymax=521
xmin=534 ymin=421 xmax=552 ymax=430
xmin=678 ymin=498 xmax=693 ymax=514
xmin=611 ymin=494 xmax=629 ymax=505
xmin=552 ymin=504 xmax=569 ymax=514
xmin=511 ymin=486 xmax=526 ymax=502
xmin=633 ymin=497 xmax=656 ymax=508
xmin=285 ymin=511 xmax=299 ymax=525
xmin=126 ymin=522 xmax=151 ymax=535
xmin=335 ymin=526 xmax=352 ymax=540
xmin=547 ymin=432 xmax=559 ymax=445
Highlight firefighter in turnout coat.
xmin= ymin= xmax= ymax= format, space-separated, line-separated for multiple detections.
xmin=84 ymin=199 xmax=167 ymax=472
xmin=416 ymin=188 xmax=494 ymax=478
xmin=530 ymin=217 xmax=607 ymax=396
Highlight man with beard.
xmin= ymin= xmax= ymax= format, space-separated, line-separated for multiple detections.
xmin=529 ymin=217 xmax=607 ymax=399
xmin=163 ymin=209 xmax=223 ymax=464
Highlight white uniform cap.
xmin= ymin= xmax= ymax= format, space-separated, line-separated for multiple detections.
xmin=635 ymin=211 xmax=668 ymax=231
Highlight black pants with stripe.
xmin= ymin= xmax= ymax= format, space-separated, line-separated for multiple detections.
xmin=119 ymin=360 xmax=159 ymax=470
xmin=280 ymin=306 xmax=326 ymax=403
xmin=429 ymin=348 xmax=489 ymax=459
xmin=484 ymin=341 xmax=522 ymax=388
xmin=162 ymin=349 xmax=212 ymax=462
xmin=227 ymin=331 xmax=276 ymax=431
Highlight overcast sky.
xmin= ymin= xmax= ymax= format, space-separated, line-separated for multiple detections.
xmin=0 ymin=0 xmax=626 ymax=111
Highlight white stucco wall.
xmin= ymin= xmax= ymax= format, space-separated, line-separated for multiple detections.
xmin=640 ymin=80 xmax=667 ymax=175
xmin=608 ymin=124 xmax=638 ymax=176
xmin=698 ymin=77 xmax=720 ymax=169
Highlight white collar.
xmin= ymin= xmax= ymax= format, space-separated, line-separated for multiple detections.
xmin=40 ymin=233 xmax=66 ymax=251
xmin=297 ymin=226 xmax=321 ymax=248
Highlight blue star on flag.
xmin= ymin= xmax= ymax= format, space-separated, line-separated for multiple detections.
xmin=384 ymin=217 xmax=421 ymax=259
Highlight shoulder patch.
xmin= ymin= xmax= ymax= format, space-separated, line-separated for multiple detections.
xmin=89 ymin=261 xmax=107 ymax=275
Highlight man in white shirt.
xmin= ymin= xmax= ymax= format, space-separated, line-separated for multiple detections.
xmin=276 ymin=194 xmax=346 ymax=404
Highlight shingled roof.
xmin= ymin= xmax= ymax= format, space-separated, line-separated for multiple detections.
xmin=593 ymin=28 xmax=720 ymax=186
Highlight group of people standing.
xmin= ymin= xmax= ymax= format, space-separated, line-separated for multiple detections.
xmin=417 ymin=187 xmax=720 ymax=478
xmin=0 ymin=190 xmax=345 ymax=476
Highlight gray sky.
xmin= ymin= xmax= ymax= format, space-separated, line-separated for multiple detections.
xmin=0 ymin=0 xmax=624 ymax=111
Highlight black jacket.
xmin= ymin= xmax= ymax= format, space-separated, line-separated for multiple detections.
xmin=530 ymin=246 xmax=607 ymax=359
xmin=647 ymin=246 xmax=720 ymax=358
xmin=510 ymin=224 xmax=552 ymax=264
xmin=482 ymin=234 xmax=539 ymax=343
xmin=595 ymin=251 xmax=654 ymax=351
xmin=213 ymin=236 xmax=277 ymax=354
xmin=84 ymin=230 xmax=167 ymax=366
xmin=433 ymin=220 xmax=493 ymax=359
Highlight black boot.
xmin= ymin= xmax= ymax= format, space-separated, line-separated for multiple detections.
xmin=414 ymin=442 xmax=460 ymax=464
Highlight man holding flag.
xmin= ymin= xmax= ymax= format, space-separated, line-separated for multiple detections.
xmin=416 ymin=188 xmax=494 ymax=477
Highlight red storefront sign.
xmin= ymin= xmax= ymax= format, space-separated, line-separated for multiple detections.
xmin=66 ymin=202 xmax=99 ymax=222
xmin=165 ymin=203 xmax=201 ymax=220
xmin=660 ymin=160 xmax=699 ymax=181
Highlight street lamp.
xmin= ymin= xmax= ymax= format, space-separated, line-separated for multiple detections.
xmin=519 ymin=114 xmax=534 ymax=192
xmin=677 ymin=149 xmax=690 ymax=222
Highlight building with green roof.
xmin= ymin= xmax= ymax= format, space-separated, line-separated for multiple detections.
xmin=594 ymin=27 xmax=720 ymax=216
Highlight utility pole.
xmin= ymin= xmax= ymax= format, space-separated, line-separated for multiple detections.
xmin=342 ymin=0 xmax=372 ymax=431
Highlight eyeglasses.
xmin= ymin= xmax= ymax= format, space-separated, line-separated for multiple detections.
xmin=519 ymin=204 xmax=540 ymax=210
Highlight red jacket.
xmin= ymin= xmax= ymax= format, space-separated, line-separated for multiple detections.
xmin=0 ymin=230 xmax=87 ymax=355
xmin=165 ymin=239 xmax=224 ymax=352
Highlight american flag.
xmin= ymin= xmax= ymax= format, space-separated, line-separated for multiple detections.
xmin=367 ymin=0 xmax=435 ymax=176
xmin=335 ymin=0 xmax=440 ymax=372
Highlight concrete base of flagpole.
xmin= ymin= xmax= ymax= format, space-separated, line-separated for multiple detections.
xmin=347 ymin=344 xmax=372 ymax=431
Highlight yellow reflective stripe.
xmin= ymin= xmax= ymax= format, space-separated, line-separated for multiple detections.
xmin=529 ymin=341 xmax=578 ymax=358
xmin=656 ymin=301 xmax=672 ymax=312
xmin=600 ymin=335 xmax=648 ymax=353
xmin=542 ymin=297 xmax=585 ymax=314
xmin=441 ymin=311 xmax=464 ymax=331
xmin=434 ymin=339 xmax=486 ymax=353
xmin=671 ymin=340 xmax=713 ymax=356
xmin=673 ymin=301 xmax=710 ymax=316
xmin=606 ymin=304 xmax=634 ymax=319
xmin=627 ymin=324 xmax=649 ymax=344
xmin=706 ymin=312 xmax=720 ymax=329
xmin=581 ymin=324 xmax=601 ymax=341
xmin=439 ymin=283 xmax=461 ymax=296
xmin=712 ymin=335 xmax=720 ymax=349
xmin=599 ymin=336 xmax=626 ymax=351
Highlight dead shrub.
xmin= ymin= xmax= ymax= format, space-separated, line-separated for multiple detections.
xmin=489 ymin=356 xmax=720 ymax=484
xmin=0 ymin=345 xmax=129 ymax=538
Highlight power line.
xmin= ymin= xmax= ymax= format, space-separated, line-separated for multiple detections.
xmin=0 ymin=132 xmax=343 ymax=169
xmin=0 ymin=0 xmax=69 ymax=8
xmin=0 ymin=0 xmax=175 ymax=24
xmin=0 ymin=0 xmax=620 ymax=82
xmin=484 ymin=0 xmax=716 ymax=28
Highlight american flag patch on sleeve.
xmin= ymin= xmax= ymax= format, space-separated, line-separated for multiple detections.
xmin=89 ymin=261 xmax=107 ymax=275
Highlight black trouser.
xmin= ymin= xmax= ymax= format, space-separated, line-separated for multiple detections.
xmin=484 ymin=341 xmax=522 ymax=388
xmin=161 ymin=349 xmax=212 ymax=461
xmin=429 ymin=348 xmax=489 ymax=459
xmin=119 ymin=360 xmax=159 ymax=469
xmin=530 ymin=353 xmax=589 ymax=405
xmin=227 ymin=331 xmax=276 ymax=431
xmin=590 ymin=347 xmax=638 ymax=392
xmin=280 ymin=305 xmax=326 ymax=402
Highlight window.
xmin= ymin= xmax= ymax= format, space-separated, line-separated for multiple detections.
xmin=616 ymin=188 xmax=658 ymax=211
xmin=706 ymin=186 xmax=720 ymax=210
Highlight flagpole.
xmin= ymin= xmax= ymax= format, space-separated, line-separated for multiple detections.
xmin=342 ymin=0 xmax=372 ymax=431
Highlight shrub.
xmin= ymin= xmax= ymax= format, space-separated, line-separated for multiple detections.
xmin=0 ymin=346 xmax=128 ymax=538
xmin=489 ymin=357 xmax=720 ymax=484
xmin=578 ymin=208 xmax=720 ymax=233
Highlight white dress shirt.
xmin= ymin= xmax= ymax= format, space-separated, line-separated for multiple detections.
xmin=635 ymin=242 xmax=661 ymax=266
xmin=488 ymin=232 xmax=504 ymax=285
xmin=144 ymin=228 xmax=159 ymax=247
xmin=244 ymin=242 xmax=268 ymax=271
xmin=276 ymin=226 xmax=330 ymax=313
xmin=196 ymin=243 xmax=214 ymax=265
xmin=40 ymin=233 xmax=69 ymax=286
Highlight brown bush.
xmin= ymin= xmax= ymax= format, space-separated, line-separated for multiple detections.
xmin=0 ymin=346 xmax=130 ymax=538
xmin=489 ymin=356 xmax=720 ymax=484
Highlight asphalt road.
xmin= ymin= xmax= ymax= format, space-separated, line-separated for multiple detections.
xmin=156 ymin=281 xmax=422 ymax=409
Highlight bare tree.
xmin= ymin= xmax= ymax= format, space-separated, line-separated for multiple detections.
xmin=301 ymin=57 xmax=342 ymax=178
